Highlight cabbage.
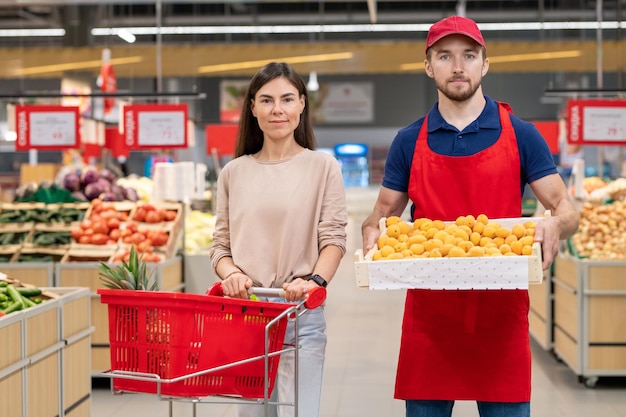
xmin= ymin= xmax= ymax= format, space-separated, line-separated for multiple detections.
xmin=124 ymin=187 xmax=139 ymax=202
xmin=71 ymin=191 xmax=88 ymax=201
xmin=80 ymin=169 xmax=100 ymax=187
xmin=100 ymin=169 xmax=117 ymax=184
xmin=99 ymin=191 xmax=119 ymax=202
xmin=110 ymin=184 xmax=126 ymax=200
xmin=84 ymin=182 xmax=106 ymax=200
xmin=63 ymin=172 xmax=81 ymax=192
xmin=95 ymin=178 xmax=112 ymax=192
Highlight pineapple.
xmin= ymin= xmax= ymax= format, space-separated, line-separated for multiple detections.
xmin=98 ymin=245 xmax=159 ymax=291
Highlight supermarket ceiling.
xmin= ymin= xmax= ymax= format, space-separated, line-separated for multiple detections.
xmin=0 ymin=0 xmax=625 ymax=78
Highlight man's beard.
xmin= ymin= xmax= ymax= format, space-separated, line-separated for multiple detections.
xmin=435 ymin=77 xmax=481 ymax=102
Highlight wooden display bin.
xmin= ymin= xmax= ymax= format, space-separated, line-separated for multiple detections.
xmin=0 ymin=262 xmax=55 ymax=289
xmin=27 ymin=351 xmax=60 ymax=417
xmin=552 ymin=254 xmax=626 ymax=387
xmin=0 ymin=286 xmax=92 ymax=417
xmin=528 ymin=268 xmax=553 ymax=351
xmin=55 ymin=256 xmax=184 ymax=373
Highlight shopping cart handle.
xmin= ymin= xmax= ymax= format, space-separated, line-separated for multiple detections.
xmin=207 ymin=282 xmax=326 ymax=309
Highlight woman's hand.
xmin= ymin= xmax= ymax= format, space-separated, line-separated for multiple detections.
xmin=282 ymin=278 xmax=319 ymax=302
xmin=221 ymin=272 xmax=253 ymax=299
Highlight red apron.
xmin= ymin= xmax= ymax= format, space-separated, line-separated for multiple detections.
xmin=394 ymin=103 xmax=531 ymax=402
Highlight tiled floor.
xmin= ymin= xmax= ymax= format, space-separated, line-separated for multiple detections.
xmin=91 ymin=188 xmax=626 ymax=417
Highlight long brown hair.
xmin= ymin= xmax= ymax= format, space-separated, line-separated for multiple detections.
xmin=234 ymin=62 xmax=316 ymax=157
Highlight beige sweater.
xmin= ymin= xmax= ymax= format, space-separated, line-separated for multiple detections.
xmin=208 ymin=149 xmax=348 ymax=288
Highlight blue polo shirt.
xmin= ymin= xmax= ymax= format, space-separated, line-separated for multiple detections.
xmin=382 ymin=96 xmax=557 ymax=198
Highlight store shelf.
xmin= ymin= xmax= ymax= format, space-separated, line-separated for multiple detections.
xmin=528 ymin=269 xmax=553 ymax=351
xmin=552 ymin=254 xmax=626 ymax=387
xmin=0 ymin=287 xmax=92 ymax=417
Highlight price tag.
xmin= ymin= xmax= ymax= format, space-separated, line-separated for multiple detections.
xmin=123 ymin=104 xmax=188 ymax=149
xmin=15 ymin=105 xmax=80 ymax=150
xmin=567 ymin=99 xmax=626 ymax=145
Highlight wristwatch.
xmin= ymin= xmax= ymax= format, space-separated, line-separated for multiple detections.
xmin=307 ymin=274 xmax=327 ymax=288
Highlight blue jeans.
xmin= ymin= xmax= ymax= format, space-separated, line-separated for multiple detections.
xmin=406 ymin=400 xmax=530 ymax=417
xmin=235 ymin=304 xmax=327 ymax=417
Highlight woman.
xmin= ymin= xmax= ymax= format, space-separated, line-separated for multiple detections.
xmin=208 ymin=62 xmax=348 ymax=417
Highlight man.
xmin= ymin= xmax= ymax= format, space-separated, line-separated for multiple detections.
xmin=361 ymin=15 xmax=579 ymax=417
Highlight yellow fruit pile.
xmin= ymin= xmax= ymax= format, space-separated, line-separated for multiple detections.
xmin=372 ymin=214 xmax=536 ymax=261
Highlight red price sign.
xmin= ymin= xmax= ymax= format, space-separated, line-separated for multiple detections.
xmin=567 ymin=99 xmax=626 ymax=145
xmin=123 ymin=104 xmax=188 ymax=149
xmin=15 ymin=105 xmax=80 ymax=151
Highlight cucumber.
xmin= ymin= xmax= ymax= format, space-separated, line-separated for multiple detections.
xmin=20 ymin=294 xmax=36 ymax=308
xmin=6 ymin=285 xmax=24 ymax=310
xmin=2 ymin=301 xmax=22 ymax=314
xmin=16 ymin=287 xmax=42 ymax=297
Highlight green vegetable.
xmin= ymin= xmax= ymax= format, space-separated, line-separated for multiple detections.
xmin=16 ymin=287 xmax=42 ymax=297
xmin=6 ymin=285 xmax=24 ymax=311
xmin=2 ymin=301 xmax=22 ymax=314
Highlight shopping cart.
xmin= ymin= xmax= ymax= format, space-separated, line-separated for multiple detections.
xmin=96 ymin=283 xmax=326 ymax=416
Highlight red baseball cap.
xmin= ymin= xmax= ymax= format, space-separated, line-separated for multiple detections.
xmin=425 ymin=15 xmax=486 ymax=53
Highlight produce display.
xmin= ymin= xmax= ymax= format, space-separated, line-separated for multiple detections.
xmin=59 ymin=167 xmax=139 ymax=202
xmin=184 ymin=209 xmax=216 ymax=254
xmin=0 ymin=204 xmax=86 ymax=224
xmin=0 ymin=198 xmax=183 ymax=264
xmin=371 ymin=215 xmax=536 ymax=261
xmin=0 ymin=278 xmax=49 ymax=316
xmin=570 ymin=200 xmax=626 ymax=260
xmin=584 ymin=177 xmax=626 ymax=203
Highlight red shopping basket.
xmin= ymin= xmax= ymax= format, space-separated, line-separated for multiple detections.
xmin=97 ymin=289 xmax=293 ymax=398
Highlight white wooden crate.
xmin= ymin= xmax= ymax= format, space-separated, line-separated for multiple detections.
xmin=354 ymin=216 xmax=545 ymax=290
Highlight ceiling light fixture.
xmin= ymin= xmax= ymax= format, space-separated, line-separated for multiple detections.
xmin=0 ymin=28 xmax=65 ymax=37
xmin=13 ymin=56 xmax=144 ymax=77
xmin=197 ymin=52 xmax=353 ymax=74
xmin=307 ymin=71 xmax=319 ymax=92
xmin=91 ymin=21 xmax=625 ymax=37
xmin=117 ymin=29 xmax=136 ymax=44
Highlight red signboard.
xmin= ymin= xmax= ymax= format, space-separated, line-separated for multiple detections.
xmin=15 ymin=105 xmax=80 ymax=151
xmin=105 ymin=126 xmax=130 ymax=158
xmin=122 ymin=104 xmax=188 ymax=150
xmin=567 ymin=99 xmax=626 ymax=145
xmin=100 ymin=62 xmax=117 ymax=114
xmin=531 ymin=120 xmax=559 ymax=154
xmin=205 ymin=124 xmax=238 ymax=156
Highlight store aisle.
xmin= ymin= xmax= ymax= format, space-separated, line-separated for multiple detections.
xmin=91 ymin=188 xmax=626 ymax=417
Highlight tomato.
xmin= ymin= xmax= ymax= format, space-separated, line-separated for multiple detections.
xmin=130 ymin=232 xmax=146 ymax=245
xmin=90 ymin=233 xmax=109 ymax=245
xmin=137 ymin=241 xmax=153 ymax=253
xmin=126 ymin=222 xmax=139 ymax=233
xmin=92 ymin=221 xmax=109 ymax=235
xmin=78 ymin=235 xmax=92 ymax=244
xmin=99 ymin=209 xmax=116 ymax=220
xmin=151 ymin=232 xmax=169 ymax=247
xmin=80 ymin=220 xmax=93 ymax=230
xmin=71 ymin=228 xmax=83 ymax=240
xmin=107 ymin=217 xmax=121 ymax=230
xmin=133 ymin=207 xmax=146 ymax=222
xmin=109 ymin=229 xmax=121 ymax=241
xmin=145 ymin=211 xmax=161 ymax=223
xmin=142 ymin=204 xmax=156 ymax=212
xmin=83 ymin=228 xmax=95 ymax=236
xmin=164 ymin=210 xmax=177 ymax=221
